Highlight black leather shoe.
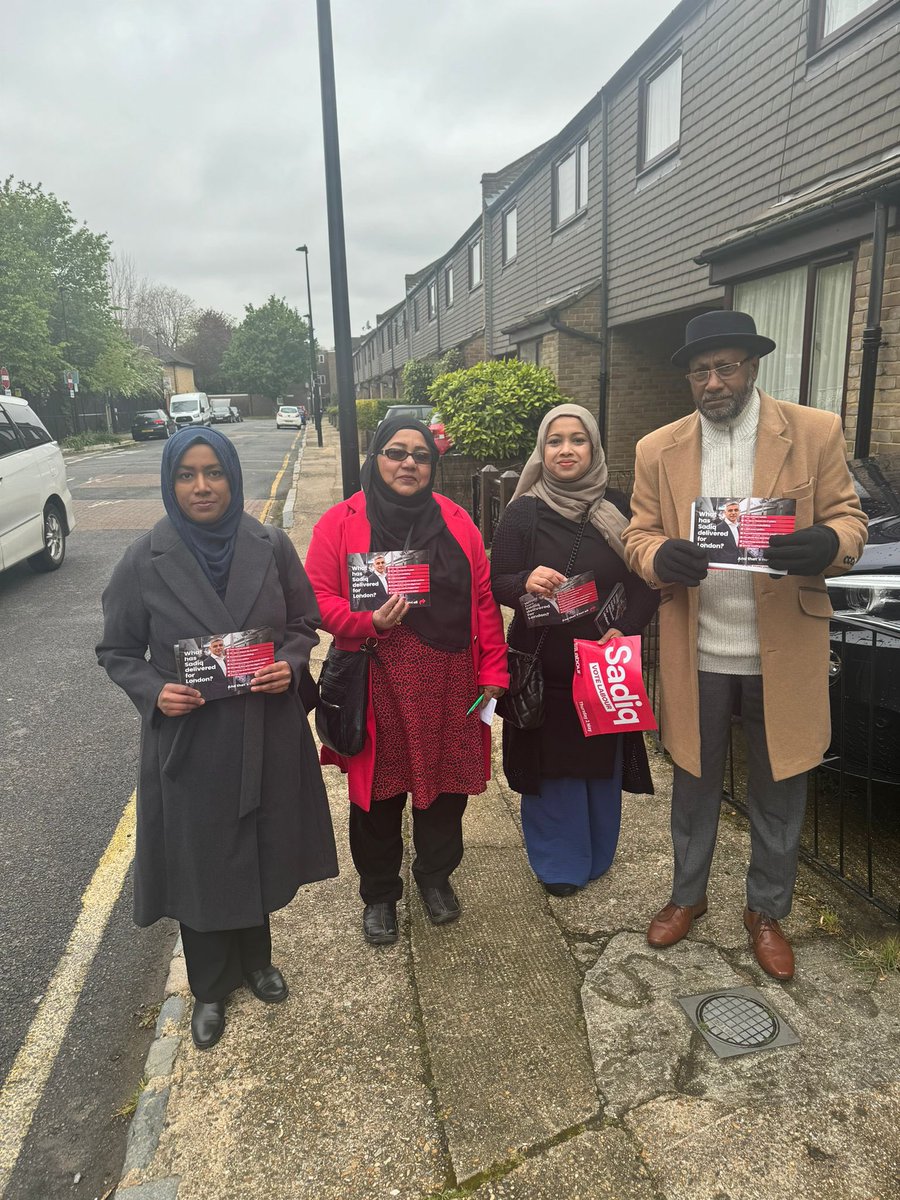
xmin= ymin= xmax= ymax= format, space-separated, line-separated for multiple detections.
xmin=245 ymin=965 xmax=289 ymax=1004
xmin=419 ymin=883 xmax=461 ymax=925
xmin=191 ymin=999 xmax=226 ymax=1050
xmin=542 ymin=882 xmax=581 ymax=897
xmin=363 ymin=901 xmax=398 ymax=945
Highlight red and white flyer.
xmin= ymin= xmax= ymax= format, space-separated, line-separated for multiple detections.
xmin=572 ymin=635 xmax=657 ymax=737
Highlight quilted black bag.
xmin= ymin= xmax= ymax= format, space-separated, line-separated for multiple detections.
xmin=496 ymin=514 xmax=589 ymax=731
xmin=315 ymin=638 xmax=378 ymax=757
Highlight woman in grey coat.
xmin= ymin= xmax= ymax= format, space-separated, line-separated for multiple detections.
xmin=97 ymin=428 xmax=337 ymax=1049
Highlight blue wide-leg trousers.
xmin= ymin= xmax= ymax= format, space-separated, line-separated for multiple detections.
xmin=520 ymin=740 xmax=623 ymax=887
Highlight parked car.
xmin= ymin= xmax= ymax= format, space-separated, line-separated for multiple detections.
xmin=276 ymin=405 xmax=304 ymax=430
xmin=0 ymin=397 xmax=76 ymax=574
xmin=429 ymin=411 xmax=453 ymax=455
xmin=210 ymin=400 xmax=235 ymax=424
xmin=169 ymin=392 xmax=212 ymax=427
xmin=131 ymin=409 xmax=176 ymax=441
xmin=229 ymin=406 xmax=243 ymax=423
xmin=379 ymin=404 xmax=433 ymax=428
xmin=825 ymin=455 xmax=900 ymax=780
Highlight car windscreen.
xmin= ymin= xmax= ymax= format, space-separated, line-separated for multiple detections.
xmin=170 ymin=399 xmax=198 ymax=412
xmin=279 ymin=407 xmax=299 ymax=414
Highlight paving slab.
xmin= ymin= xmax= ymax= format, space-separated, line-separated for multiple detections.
xmin=625 ymin=1086 xmax=900 ymax=1200
xmin=466 ymin=1128 xmax=660 ymax=1200
xmin=412 ymin=782 xmax=599 ymax=1184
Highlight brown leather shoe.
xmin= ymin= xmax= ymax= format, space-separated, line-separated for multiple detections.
xmin=743 ymin=907 xmax=795 ymax=980
xmin=647 ymin=897 xmax=708 ymax=947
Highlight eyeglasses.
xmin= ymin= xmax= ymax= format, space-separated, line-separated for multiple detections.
xmin=380 ymin=447 xmax=432 ymax=464
xmin=685 ymin=355 xmax=753 ymax=385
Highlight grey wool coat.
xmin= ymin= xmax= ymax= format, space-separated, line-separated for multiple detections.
xmin=97 ymin=514 xmax=338 ymax=931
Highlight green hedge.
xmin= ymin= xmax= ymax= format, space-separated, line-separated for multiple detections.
xmin=429 ymin=360 xmax=567 ymax=459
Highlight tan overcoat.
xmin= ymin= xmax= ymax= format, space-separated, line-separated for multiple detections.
xmin=622 ymin=391 xmax=868 ymax=781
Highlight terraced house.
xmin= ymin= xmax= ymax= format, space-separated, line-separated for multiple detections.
xmin=353 ymin=0 xmax=900 ymax=474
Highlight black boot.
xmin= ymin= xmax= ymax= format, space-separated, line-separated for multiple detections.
xmin=362 ymin=901 xmax=398 ymax=945
xmin=245 ymin=965 xmax=289 ymax=1004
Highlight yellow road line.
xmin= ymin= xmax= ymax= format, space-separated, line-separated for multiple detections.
xmin=260 ymin=434 xmax=300 ymax=525
xmin=0 ymin=792 xmax=137 ymax=1196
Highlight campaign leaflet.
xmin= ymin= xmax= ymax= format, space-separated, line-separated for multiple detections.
xmin=519 ymin=571 xmax=600 ymax=627
xmin=690 ymin=496 xmax=797 ymax=574
xmin=347 ymin=550 xmax=431 ymax=611
xmin=594 ymin=580 xmax=627 ymax=636
xmin=174 ymin=627 xmax=275 ymax=701
xmin=572 ymin=635 xmax=657 ymax=738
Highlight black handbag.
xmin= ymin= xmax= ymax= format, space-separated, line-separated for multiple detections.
xmin=315 ymin=638 xmax=378 ymax=757
xmin=496 ymin=514 xmax=589 ymax=730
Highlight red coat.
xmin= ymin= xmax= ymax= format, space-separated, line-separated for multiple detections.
xmin=305 ymin=490 xmax=509 ymax=809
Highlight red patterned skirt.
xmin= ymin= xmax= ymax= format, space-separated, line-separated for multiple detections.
xmin=370 ymin=626 xmax=486 ymax=809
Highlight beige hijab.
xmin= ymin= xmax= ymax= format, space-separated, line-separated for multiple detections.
xmin=512 ymin=403 xmax=628 ymax=561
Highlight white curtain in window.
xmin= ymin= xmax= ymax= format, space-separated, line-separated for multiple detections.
xmin=644 ymin=56 xmax=682 ymax=163
xmin=556 ymin=150 xmax=577 ymax=224
xmin=824 ymin=0 xmax=877 ymax=37
xmin=808 ymin=260 xmax=853 ymax=413
xmin=734 ymin=267 xmax=806 ymax=403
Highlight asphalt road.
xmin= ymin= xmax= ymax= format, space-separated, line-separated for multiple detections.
xmin=0 ymin=421 xmax=301 ymax=1200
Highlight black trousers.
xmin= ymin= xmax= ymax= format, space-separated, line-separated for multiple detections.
xmin=179 ymin=915 xmax=272 ymax=1003
xmin=349 ymin=792 xmax=468 ymax=904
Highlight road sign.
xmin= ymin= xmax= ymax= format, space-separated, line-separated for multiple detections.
xmin=0 ymin=366 xmax=10 ymax=396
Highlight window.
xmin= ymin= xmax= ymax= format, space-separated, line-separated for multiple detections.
xmin=468 ymin=238 xmax=482 ymax=289
xmin=387 ymin=323 xmax=393 ymax=350
xmin=445 ymin=265 xmax=454 ymax=308
xmin=518 ymin=339 xmax=542 ymax=366
xmin=0 ymin=407 xmax=22 ymax=457
xmin=400 ymin=310 xmax=407 ymax=339
xmin=10 ymin=406 xmax=52 ymax=448
xmin=318 ymin=353 xmax=325 ymax=363
xmin=640 ymin=51 xmax=682 ymax=169
xmin=427 ymin=280 xmax=437 ymax=320
xmin=317 ymin=374 xmax=327 ymax=386
xmin=733 ymin=258 xmax=854 ymax=413
xmin=502 ymin=206 xmax=517 ymax=265
xmin=553 ymin=138 xmax=589 ymax=227
xmin=381 ymin=329 xmax=386 ymax=351
xmin=413 ymin=297 xmax=420 ymax=332
xmin=811 ymin=0 xmax=893 ymax=48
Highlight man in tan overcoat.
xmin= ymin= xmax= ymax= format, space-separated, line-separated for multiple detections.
xmin=623 ymin=310 xmax=867 ymax=980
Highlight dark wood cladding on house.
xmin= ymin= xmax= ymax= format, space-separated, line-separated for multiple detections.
xmin=605 ymin=0 xmax=900 ymax=326
xmin=488 ymin=110 xmax=606 ymax=355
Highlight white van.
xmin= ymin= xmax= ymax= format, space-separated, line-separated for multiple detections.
xmin=0 ymin=397 xmax=76 ymax=573
xmin=169 ymin=392 xmax=212 ymax=427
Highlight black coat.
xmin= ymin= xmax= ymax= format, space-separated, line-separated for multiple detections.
xmin=490 ymin=495 xmax=659 ymax=797
xmin=97 ymin=514 xmax=338 ymax=931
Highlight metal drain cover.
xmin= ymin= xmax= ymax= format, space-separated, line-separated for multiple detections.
xmin=678 ymin=986 xmax=799 ymax=1059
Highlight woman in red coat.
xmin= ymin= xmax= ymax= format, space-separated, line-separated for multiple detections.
xmin=305 ymin=417 xmax=508 ymax=946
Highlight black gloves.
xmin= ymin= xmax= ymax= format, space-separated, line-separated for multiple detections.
xmin=765 ymin=524 xmax=839 ymax=576
xmin=654 ymin=538 xmax=709 ymax=587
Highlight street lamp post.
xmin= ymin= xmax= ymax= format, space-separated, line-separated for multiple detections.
xmin=315 ymin=0 xmax=360 ymax=497
xmin=295 ymin=245 xmax=324 ymax=448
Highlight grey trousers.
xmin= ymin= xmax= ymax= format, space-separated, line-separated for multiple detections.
xmin=670 ymin=672 xmax=807 ymax=920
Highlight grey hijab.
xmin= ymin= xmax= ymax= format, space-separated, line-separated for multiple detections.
xmin=512 ymin=403 xmax=628 ymax=561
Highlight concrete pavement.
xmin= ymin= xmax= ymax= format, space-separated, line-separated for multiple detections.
xmin=114 ymin=421 xmax=900 ymax=1200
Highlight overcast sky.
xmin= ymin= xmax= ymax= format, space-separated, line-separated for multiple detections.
xmin=5 ymin=0 xmax=676 ymax=345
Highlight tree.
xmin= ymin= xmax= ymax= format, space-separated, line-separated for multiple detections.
xmin=181 ymin=309 xmax=234 ymax=392
xmin=401 ymin=358 xmax=436 ymax=405
xmin=428 ymin=360 xmax=568 ymax=459
xmin=221 ymin=296 xmax=313 ymax=402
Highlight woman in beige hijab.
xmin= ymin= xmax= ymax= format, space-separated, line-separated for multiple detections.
xmin=490 ymin=404 xmax=659 ymax=895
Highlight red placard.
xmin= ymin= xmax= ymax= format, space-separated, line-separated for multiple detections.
xmin=572 ymin=635 xmax=657 ymax=737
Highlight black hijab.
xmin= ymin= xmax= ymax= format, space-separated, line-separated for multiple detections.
xmin=361 ymin=417 xmax=471 ymax=651
xmin=161 ymin=427 xmax=245 ymax=598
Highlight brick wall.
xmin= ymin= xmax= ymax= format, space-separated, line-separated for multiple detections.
xmin=554 ymin=290 xmax=603 ymax=416
xmin=461 ymin=332 xmax=486 ymax=368
xmin=843 ymin=231 xmax=900 ymax=457
xmin=605 ymin=310 xmax=703 ymax=475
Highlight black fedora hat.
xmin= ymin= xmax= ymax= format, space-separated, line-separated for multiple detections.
xmin=672 ymin=310 xmax=776 ymax=368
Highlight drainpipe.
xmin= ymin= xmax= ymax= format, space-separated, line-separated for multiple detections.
xmin=854 ymin=201 xmax=888 ymax=458
xmin=599 ymin=89 xmax=610 ymax=447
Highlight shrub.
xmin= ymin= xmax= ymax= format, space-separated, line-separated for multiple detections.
xmin=355 ymin=398 xmax=381 ymax=432
xmin=401 ymin=358 xmax=436 ymax=405
xmin=437 ymin=347 xmax=464 ymax=375
xmin=429 ymin=360 xmax=567 ymax=459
